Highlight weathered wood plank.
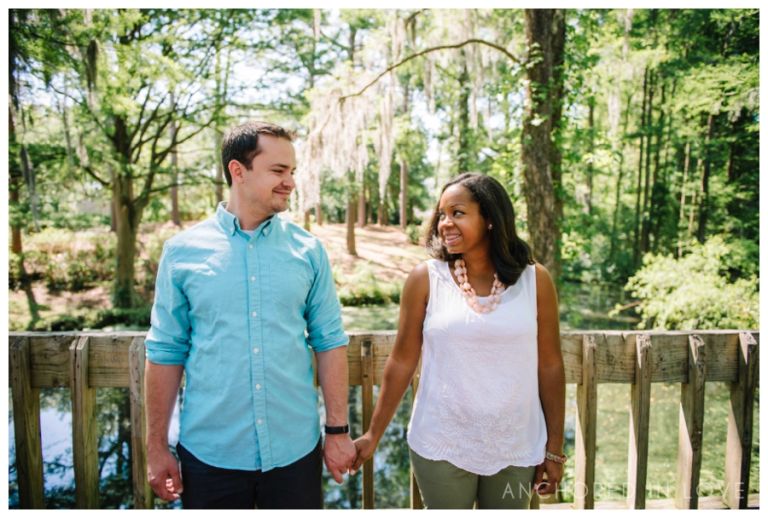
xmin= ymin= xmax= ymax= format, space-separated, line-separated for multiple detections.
xmin=724 ymin=331 xmax=758 ymax=509
xmin=360 ymin=340 xmax=375 ymax=509
xmin=627 ymin=334 xmax=652 ymax=509
xmin=675 ymin=334 xmax=706 ymax=509
xmin=70 ymin=336 xmax=100 ymax=508
xmin=28 ymin=333 xmax=75 ymax=388
xmin=575 ymin=334 xmax=598 ymax=509
xmin=561 ymin=333 xmax=582 ymax=385
xmin=88 ymin=334 xmax=134 ymax=387
xmin=9 ymin=335 xmax=45 ymax=509
xmin=128 ymin=337 xmax=154 ymax=509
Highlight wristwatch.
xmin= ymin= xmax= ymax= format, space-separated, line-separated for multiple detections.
xmin=324 ymin=424 xmax=350 ymax=435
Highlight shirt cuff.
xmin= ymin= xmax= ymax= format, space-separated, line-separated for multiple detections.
xmin=145 ymin=347 xmax=188 ymax=365
xmin=310 ymin=334 xmax=349 ymax=353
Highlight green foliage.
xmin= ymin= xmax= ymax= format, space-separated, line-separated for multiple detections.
xmin=23 ymin=228 xmax=115 ymax=292
xmin=622 ymin=236 xmax=758 ymax=330
xmin=405 ymin=224 xmax=422 ymax=245
xmin=335 ymin=263 xmax=401 ymax=306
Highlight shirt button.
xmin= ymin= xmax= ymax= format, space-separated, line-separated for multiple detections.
xmin=249 ymin=244 xmax=254 ymax=249
xmin=256 ymin=384 xmax=262 ymax=390
xmin=252 ymin=311 xmax=257 ymax=317
xmin=250 ymin=276 xmax=256 ymax=281
xmin=253 ymin=347 xmax=260 ymax=354
xmin=257 ymin=419 xmax=263 ymax=425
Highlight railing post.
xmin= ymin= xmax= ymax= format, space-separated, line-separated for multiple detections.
xmin=70 ymin=336 xmax=100 ymax=508
xmin=10 ymin=335 xmax=45 ymax=509
xmin=361 ymin=340 xmax=374 ymax=509
xmin=627 ymin=333 xmax=652 ymax=509
xmin=410 ymin=357 xmax=423 ymax=510
xmin=724 ymin=331 xmax=758 ymax=509
xmin=129 ymin=337 xmax=153 ymax=509
xmin=575 ymin=334 xmax=598 ymax=509
xmin=675 ymin=334 xmax=706 ymax=508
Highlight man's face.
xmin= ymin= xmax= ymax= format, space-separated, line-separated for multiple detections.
xmin=234 ymin=135 xmax=296 ymax=216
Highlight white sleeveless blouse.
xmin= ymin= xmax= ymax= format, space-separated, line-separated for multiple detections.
xmin=407 ymin=259 xmax=547 ymax=475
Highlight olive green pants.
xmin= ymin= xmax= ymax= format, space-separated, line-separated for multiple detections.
xmin=409 ymin=448 xmax=536 ymax=509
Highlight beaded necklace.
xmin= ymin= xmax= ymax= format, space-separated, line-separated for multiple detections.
xmin=453 ymin=258 xmax=504 ymax=313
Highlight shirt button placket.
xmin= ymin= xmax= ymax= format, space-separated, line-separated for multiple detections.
xmin=249 ymin=236 xmax=271 ymax=468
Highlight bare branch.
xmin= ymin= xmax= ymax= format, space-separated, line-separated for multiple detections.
xmin=340 ymin=38 xmax=521 ymax=101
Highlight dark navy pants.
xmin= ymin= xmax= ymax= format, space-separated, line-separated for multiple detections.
xmin=176 ymin=440 xmax=323 ymax=509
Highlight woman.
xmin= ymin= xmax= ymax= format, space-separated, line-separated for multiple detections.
xmin=352 ymin=173 xmax=565 ymax=509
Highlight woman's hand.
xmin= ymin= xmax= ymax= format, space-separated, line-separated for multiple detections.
xmin=533 ymin=458 xmax=564 ymax=496
xmin=351 ymin=432 xmax=379 ymax=473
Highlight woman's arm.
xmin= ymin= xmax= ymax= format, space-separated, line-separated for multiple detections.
xmin=351 ymin=262 xmax=429 ymax=471
xmin=534 ymin=263 xmax=566 ymax=495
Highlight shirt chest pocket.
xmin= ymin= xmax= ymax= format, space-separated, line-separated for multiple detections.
xmin=267 ymin=261 xmax=313 ymax=312
xmin=184 ymin=260 xmax=247 ymax=325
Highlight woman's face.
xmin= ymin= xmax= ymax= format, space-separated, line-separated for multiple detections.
xmin=436 ymin=184 xmax=490 ymax=256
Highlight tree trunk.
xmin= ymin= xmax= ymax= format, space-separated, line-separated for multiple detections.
xmin=215 ymin=130 xmax=225 ymax=204
xmin=357 ymin=185 xmax=366 ymax=227
xmin=640 ymin=69 xmax=656 ymax=255
xmin=346 ymin=191 xmax=357 ymax=256
xmin=169 ymin=104 xmax=181 ymax=227
xmin=457 ymin=49 xmax=472 ymax=174
xmin=585 ymin=94 xmax=595 ymax=215
xmin=377 ymin=191 xmax=388 ymax=226
xmin=521 ymin=9 xmax=566 ymax=278
xmin=697 ymin=113 xmax=715 ymax=243
xmin=113 ymin=168 xmax=143 ymax=309
xmin=677 ymin=141 xmax=691 ymax=257
xmin=400 ymin=156 xmax=408 ymax=229
xmin=649 ymin=78 xmax=667 ymax=251
xmin=315 ymin=202 xmax=323 ymax=225
xmin=633 ymin=66 xmax=650 ymax=266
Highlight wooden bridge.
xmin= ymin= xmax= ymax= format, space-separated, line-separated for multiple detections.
xmin=8 ymin=330 xmax=759 ymax=509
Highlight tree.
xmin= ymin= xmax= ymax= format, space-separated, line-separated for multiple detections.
xmin=521 ymin=9 xmax=566 ymax=278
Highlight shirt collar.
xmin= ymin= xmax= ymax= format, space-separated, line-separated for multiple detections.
xmin=216 ymin=202 xmax=275 ymax=237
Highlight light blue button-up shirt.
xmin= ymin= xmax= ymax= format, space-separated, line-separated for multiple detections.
xmin=145 ymin=203 xmax=348 ymax=471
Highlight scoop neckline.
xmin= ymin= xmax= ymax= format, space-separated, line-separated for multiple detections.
xmin=440 ymin=259 xmax=515 ymax=299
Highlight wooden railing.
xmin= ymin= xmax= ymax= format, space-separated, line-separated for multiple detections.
xmin=8 ymin=330 xmax=759 ymax=509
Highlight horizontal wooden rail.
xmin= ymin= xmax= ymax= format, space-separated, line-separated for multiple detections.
xmin=8 ymin=330 xmax=759 ymax=510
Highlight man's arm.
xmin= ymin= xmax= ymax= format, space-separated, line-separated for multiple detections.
xmin=145 ymin=362 xmax=184 ymax=501
xmin=143 ymin=242 xmax=191 ymax=501
xmin=316 ymin=346 xmax=356 ymax=483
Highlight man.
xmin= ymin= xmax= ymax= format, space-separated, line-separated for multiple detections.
xmin=144 ymin=121 xmax=355 ymax=509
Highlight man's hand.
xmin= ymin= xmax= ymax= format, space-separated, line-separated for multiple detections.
xmin=533 ymin=459 xmax=563 ymax=496
xmin=351 ymin=432 xmax=378 ymax=473
xmin=147 ymin=446 xmax=183 ymax=501
xmin=323 ymin=434 xmax=356 ymax=483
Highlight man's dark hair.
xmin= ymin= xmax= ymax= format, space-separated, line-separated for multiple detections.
xmin=426 ymin=172 xmax=534 ymax=286
xmin=220 ymin=121 xmax=295 ymax=186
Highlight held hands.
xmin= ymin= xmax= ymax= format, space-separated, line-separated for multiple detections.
xmin=147 ymin=446 xmax=183 ymax=502
xmin=323 ymin=433 xmax=357 ymax=483
xmin=351 ymin=432 xmax=378 ymax=473
xmin=533 ymin=458 xmax=564 ymax=496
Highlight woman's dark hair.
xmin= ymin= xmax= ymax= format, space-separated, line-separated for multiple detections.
xmin=220 ymin=121 xmax=295 ymax=186
xmin=426 ymin=172 xmax=534 ymax=286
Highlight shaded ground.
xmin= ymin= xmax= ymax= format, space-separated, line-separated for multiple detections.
xmin=8 ymin=223 xmax=426 ymax=330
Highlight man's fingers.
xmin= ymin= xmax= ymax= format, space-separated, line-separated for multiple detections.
xmin=331 ymin=466 xmax=344 ymax=484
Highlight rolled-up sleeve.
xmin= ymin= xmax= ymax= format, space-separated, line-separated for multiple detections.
xmin=304 ymin=244 xmax=348 ymax=352
xmin=145 ymin=243 xmax=191 ymax=364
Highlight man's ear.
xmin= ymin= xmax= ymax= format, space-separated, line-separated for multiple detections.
xmin=228 ymin=160 xmax=245 ymax=184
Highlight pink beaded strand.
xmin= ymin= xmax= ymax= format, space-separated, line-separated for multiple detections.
xmin=453 ymin=258 xmax=503 ymax=314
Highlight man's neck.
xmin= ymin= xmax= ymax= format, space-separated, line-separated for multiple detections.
xmin=225 ymin=197 xmax=272 ymax=231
